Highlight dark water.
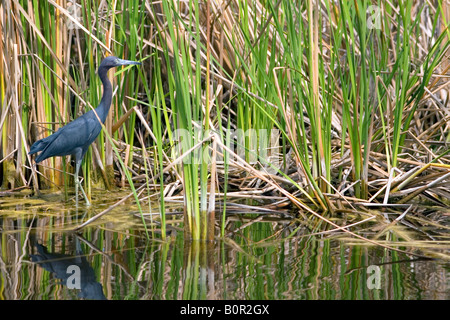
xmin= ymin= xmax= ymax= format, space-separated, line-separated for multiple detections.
xmin=0 ymin=191 xmax=449 ymax=300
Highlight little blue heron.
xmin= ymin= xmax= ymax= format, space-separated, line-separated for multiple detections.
xmin=29 ymin=56 xmax=141 ymax=206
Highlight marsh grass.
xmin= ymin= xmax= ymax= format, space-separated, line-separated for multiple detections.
xmin=0 ymin=0 xmax=449 ymax=247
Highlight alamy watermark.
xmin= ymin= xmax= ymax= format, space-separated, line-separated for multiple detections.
xmin=66 ymin=265 xmax=81 ymax=289
xmin=367 ymin=5 xmax=382 ymax=30
xmin=366 ymin=265 xmax=381 ymax=290
xmin=173 ymin=124 xmax=283 ymax=172
xmin=66 ymin=2 xmax=82 ymax=30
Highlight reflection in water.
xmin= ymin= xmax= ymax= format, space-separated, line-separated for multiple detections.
xmin=30 ymin=239 xmax=106 ymax=300
xmin=0 ymin=225 xmax=447 ymax=300
xmin=0 ymin=194 xmax=448 ymax=300
xmin=181 ymin=241 xmax=217 ymax=300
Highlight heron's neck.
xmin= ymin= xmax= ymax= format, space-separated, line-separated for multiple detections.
xmin=97 ymin=66 xmax=113 ymax=123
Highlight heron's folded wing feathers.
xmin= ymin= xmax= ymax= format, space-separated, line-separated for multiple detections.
xmin=33 ymin=115 xmax=102 ymax=162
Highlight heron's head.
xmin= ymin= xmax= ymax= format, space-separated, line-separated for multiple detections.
xmin=99 ymin=56 xmax=141 ymax=69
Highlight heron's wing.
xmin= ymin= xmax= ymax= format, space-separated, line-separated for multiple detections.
xmin=34 ymin=113 xmax=103 ymax=162
xmin=61 ymin=112 xmax=103 ymax=145
xmin=29 ymin=135 xmax=53 ymax=155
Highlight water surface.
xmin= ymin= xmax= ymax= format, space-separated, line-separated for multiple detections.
xmin=0 ymin=190 xmax=448 ymax=300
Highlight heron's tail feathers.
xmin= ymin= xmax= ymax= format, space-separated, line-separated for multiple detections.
xmin=29 ymin=137 xmax=52 ymax=163
xmin=29 ymin=140 xmax=45 ymax=155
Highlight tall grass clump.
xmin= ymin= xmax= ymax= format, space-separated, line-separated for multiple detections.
xmin=0 ymin=0 xmax=449 ymax=242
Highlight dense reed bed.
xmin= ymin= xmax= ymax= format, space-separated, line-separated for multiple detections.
xmin=0 ymin=1 xmax=449 ymax=245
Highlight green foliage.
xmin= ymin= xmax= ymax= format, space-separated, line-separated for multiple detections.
xmin=1 ymin=0 xmax=448 ymax=240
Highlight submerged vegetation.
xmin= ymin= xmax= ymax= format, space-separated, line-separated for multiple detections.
xmin=0 ymin=0 xmax=449 ymax=258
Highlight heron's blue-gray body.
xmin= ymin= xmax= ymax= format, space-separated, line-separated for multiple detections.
xmin=30 ymin=109 xmax=105 ymax=161
xmin=29 ymin=56 xmax=140 ymax=206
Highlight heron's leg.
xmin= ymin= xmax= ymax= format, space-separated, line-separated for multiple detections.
xmin=75 ymin=159 xmax=91 ymax=206
xmin=78 ymin=181 xmax=90 ymax=206
xmin=75 ymin=159 xmax=80 ymax=207
xmin=74 ymin=236 xmax=83 ymax=263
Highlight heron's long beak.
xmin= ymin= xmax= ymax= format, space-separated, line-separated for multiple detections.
xmin=117 ymin=58 xmax=141 ymax=66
